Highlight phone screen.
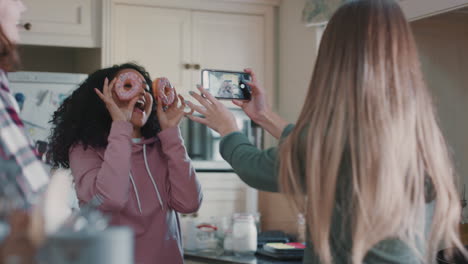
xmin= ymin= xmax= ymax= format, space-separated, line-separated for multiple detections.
xmin=202 ymin=70 xmax=252 ymax=100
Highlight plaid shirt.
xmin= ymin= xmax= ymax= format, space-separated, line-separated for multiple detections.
xmin=0 ymin=70 xmax=49 ymax=205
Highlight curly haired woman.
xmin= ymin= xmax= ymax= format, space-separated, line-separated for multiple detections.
xmin=48 ymin=63 xmax=202 ymax=264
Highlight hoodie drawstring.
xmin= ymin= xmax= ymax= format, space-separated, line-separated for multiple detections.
xmin=129 ymin=171 xmax=143 ymax=214
xmin=128 ymin=144 xmax=165 ymax=214
xmin=143 ymin=144 xmax=164 ymax=209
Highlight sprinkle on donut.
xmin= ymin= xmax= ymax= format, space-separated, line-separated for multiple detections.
xmin=115 ymin=71 xmax=144 ymax=101
xmin=152 ymin=77 xmax=176 ymax=106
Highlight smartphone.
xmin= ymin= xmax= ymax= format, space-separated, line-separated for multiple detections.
xmin=201 ymin=69 xmax=252 ymax=100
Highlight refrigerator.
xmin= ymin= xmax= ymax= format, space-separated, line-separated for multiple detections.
xmin=7 ymin=71 xmax=87 ymax=145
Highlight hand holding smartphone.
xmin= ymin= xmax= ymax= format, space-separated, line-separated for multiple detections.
xmin=201 ymin=69 xmax=252 ymax=100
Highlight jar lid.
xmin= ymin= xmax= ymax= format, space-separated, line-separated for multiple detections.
xmin=233 ymin=213 xmax=255 ymax=222
xmin=197 ymin=224 xmax=218 ymax=231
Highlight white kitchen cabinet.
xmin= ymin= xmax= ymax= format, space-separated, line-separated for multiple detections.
xmin=112 ymin=5 xmax=192 ymax=98
xmin=103 ymin=0 xmax=277 ymax=104
xmin=20 ymin=0 xmax=101 ymax=48
xmin=399 ymin=0 xmax=468 ymax=21
xmin=190 ymin=11 xmax=265 ymax=94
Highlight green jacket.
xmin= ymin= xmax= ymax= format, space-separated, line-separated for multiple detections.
xmin=220 ymin=124 xmax=434 ymax=264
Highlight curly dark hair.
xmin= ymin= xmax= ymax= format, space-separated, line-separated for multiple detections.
xmin=47 ymin=62 xmax=161 ymax=168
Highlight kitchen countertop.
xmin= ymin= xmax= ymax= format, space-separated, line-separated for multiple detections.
xmin=184 ymin=253 xmax=302 ymax=264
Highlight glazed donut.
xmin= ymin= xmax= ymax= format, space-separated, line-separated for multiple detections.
xmin=115 ymin=71 xmax=143 ymax=101
xmin=152 ymin=77 xmax=176 ymax=106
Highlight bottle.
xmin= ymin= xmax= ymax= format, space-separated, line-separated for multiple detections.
xmin=232 ymin=213 xmax=257 ymax=256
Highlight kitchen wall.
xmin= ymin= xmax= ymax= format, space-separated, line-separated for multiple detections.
xmin=411 ymin=11 xmax=468 ymax=194
xmin=277 ymin=0 xmax=318 ymax=122
xmin=258 ymin=0 xmax=320 ymax=235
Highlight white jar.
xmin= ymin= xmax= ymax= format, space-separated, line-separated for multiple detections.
xmin=232 ymin=214 xmax=257 ymax=256
xmin=184 ymin=217 xmax=198 ymax=252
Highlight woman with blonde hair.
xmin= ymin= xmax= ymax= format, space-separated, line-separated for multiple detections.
xmin=187 ymin=0 xmax=465 ymax=263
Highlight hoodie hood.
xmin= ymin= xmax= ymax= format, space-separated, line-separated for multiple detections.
xmin=131 ymin=136 xmax=158 ymax=152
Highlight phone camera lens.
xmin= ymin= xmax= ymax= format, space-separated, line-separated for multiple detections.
xmin=240 ymin=84 xmax=246 ymax=89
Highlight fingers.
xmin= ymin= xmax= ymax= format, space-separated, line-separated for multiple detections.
xmin=184 ymin=108 xmax=195 ymax=115
xmin=95 ymin=88 xmax=105 ymax=101
xmin=165 ymin=88 xmax=179 ymax=110
xmin=243 ymin=68 xmax=263 ymax=95
xmin=195 ymin=84 xmax=218 ymax=105
xmin=244 ymin=68 xmax=257 ymax=83
xmin=178 ymin=94 xmax=186 ymax=111
xmin=176 ymin=109 xmax=186 ymax=121
xmin=190 ymin=89 xmax=213 ymax=110
xmin=186 ymin=114 xmax=208 ymax=126
xmin=102 ymin=78 xmax=109 ymax=97
xmin=245 ymin=80 xmax=263 ymax=95
xmin=171 ymin=92 xmax=187 ymax=120
xmin=127 ymin=96 xmax=140 ymax=111
xmin=109 ymin=77 xmax=117 ymax=91
xmin=103 ymin=77 xmax=117 ymax=98
xmin=156 ymin=97 xmax=164 ymax=116
xmin=180 ymin=96 xmax=194 ymax=115
xmin=173 ymin=88 xmax=180 ymax=105
xmin=185 ymin=100 xmax=207 ymax=115
xmin=101 ymin=77 xmax=119 ymax=104
xmin=232 ymin=99 xmax=245 ymax=107
xmin=182 ymin=100 xmax=195 ymax=115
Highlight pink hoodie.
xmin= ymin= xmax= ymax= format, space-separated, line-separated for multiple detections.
xmin=69 ymin=121 xmax=202 ymax=264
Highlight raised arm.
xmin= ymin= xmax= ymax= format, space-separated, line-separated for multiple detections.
xmin=69 ymin=121 xmax=133 ymax=211
xmin=158 ymin=126 xmax=202 ymax=214
xmin=231 ymin=69 xmax=288 ymax=139
xmin=219 ymin=124 xmax=294 ymax=192
xmin=154 ymin=91 xmax=202 ymax=213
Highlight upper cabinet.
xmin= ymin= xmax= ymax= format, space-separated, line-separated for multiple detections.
xmin=20 ymin=0 xmax=101 ymax=48
xmin=102 ymin=0 xmax=277 ymax=103
xmin=399 ymin=0 xmax=468 ymax=20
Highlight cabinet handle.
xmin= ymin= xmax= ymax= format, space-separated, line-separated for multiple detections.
xmin=23 ymin=22 xmax=32 ymax=31
xmin=193 ymin=64 xmax=201 ymax=70
xmin=184 ymin=63 xmax=192 ymax=70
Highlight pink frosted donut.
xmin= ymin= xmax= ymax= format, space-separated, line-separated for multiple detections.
xmin=115 ymin=72 xmax=143 ymax=101
xmin=152 ymin=77 xmax=175 ymax=106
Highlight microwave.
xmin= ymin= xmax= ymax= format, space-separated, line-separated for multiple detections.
xmin=180 ymin=108 xmax=263 ymax=172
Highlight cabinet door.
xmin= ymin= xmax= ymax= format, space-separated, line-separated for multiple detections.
xmin=112 ymin=5 xmax=191 ymax=97
xmin=20 ymin=0 xmax=99 ymax=47
xmin=400 ymin=0 xmax=468 ymax=20
xmin=191 ymin=11 xmax=265 ymax=104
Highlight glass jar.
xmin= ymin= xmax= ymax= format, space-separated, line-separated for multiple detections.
xmin=232 ymin=213 xmax=257 ymax=256
xmin=253 ymin=212 xmax=261 ymax=234
xmin=223 ymin=230 xmax=233 ymax=254
xmin=196 ymin=223 xmax=222 ymax=256
xmin=297 ymin=213 xmax=306 ymax=243
xmin=182 ymin=214 xmax=198 ymax=252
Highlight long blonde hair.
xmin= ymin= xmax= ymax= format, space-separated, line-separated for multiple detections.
xmin=279 ymin=0 xmax=464 ymax=263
